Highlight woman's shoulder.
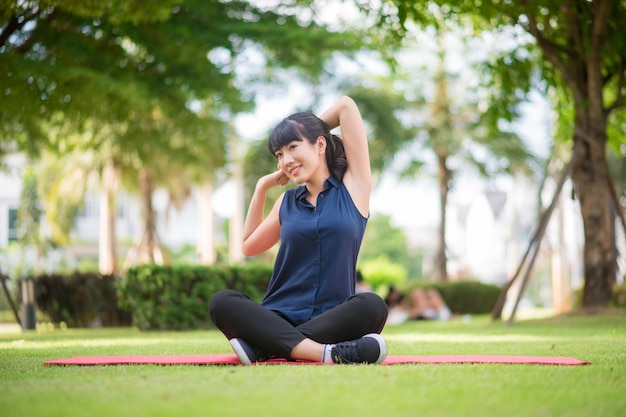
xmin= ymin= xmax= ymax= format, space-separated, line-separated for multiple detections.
xmin=279 ymin=186 xmax=304 ymax=207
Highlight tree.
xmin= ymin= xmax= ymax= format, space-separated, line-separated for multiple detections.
xmin=1 ymin=0 xmax=365 ymax=157
xmin=17 ymin=165 xmax=46 ymax=274
xmin=1 ymin=1 xmax=366 ymax=271
xmin=1 ymin=0 xmax=235 ymax=273
xmin=347 ymin=24 xmax=534 ymax=282
xmin=422 ymin=29 xmax=533 ymax=282
xmin=379 ymin=0 xmax=626 ymax=307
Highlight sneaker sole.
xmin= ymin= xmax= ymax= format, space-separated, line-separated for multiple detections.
xmin=229 ymin=338 xmax=253 ymax=365
xmin=363 ymin=333 xmax=387 ymax=364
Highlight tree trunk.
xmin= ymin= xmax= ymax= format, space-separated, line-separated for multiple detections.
xmin=125 ymin=167 xmax=158 ymax=267
xmin=124 ymin=168 xmax=169 ymax=268
xmin=435 ymin=154 xmax=450 ymax=281
xmin=139 ymin=167 xmax=157 ymax=264
xmin=99 ymin=160 xmax=118 ymax=275
xmin=571 ymin=111 xmax=615 ymax=307
xmin=229 ymin=133 xmax=245 ymax=265
xmin=551 ymin=189 xmax=572 ymax=314
xmin=197 ymin=181 xmax=216 ymax=264
xmin=527 ymin=0 xmax=620 ymax=309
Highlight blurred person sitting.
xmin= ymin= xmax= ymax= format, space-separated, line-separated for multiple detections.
xmin=385 ymin=286 xmax=451 ymax=325
xmin=407 ymin=288 xmax=451 ymax=321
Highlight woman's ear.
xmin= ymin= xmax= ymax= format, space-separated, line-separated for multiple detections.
xmin=317 ymin=135 xmax=327 ymax=154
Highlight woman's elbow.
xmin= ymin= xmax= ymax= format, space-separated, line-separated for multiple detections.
xmin=242 ymin=241 xmax=260 ymax=257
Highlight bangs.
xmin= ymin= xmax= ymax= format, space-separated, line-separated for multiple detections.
xmin=267 ymin=119 xmax=304 ymax=155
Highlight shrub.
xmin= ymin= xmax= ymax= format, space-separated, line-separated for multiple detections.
xmin=359 ymin=256 xmax=407 ymax=290
xmin=117 ymin=263 xmax=273 ymax=330
xmin=612 ymin=281 xmax=626 ymax=309
xmin=413 ymin=281 xmax=502 ymax=314
xmin=572 ymin=283 xmax=626 ymax=310
xmin=25 ymin=272 xmax=131 ymax=327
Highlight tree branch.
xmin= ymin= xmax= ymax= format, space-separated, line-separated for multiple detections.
xmin=0 ymin=8 xmax=45 ymax=53
xmin=560 ymin=0 xmax=586 ymax=65
xmin=519 ymin=0 xmax=584 ymax=104
xmin=590 ymin=0 xmax=617 ymax=52
xmin=493 ymin=149 xmax=576 ymax=322
xmin=0 ymin=15 xmax=22 ymax=48
xmin=586 ymin=0 xmax=617 ymax=117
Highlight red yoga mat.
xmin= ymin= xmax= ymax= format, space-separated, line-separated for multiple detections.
xmin=44 ymin=354 xmax=591 ymax=366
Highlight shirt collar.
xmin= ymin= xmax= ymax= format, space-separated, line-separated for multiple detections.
xmin=295 ymin=176 xmax=340 ymax=201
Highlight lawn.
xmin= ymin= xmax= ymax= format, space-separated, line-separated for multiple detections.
xmin=1 ymin=314 xmax=624 ymax=417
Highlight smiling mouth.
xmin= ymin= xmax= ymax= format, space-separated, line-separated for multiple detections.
xmin=289 ymin=166 xmax=301 ymax=176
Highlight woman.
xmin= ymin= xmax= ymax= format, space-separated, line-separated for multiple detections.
xmin=209 ymin=96 xmax=388 ymax=364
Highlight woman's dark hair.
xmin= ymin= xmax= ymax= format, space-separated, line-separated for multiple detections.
xmin=267 ymin=112 xmax=347 ymax=180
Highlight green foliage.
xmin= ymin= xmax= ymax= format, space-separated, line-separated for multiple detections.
xmin=2 ymin=1 xmax=369 ymax=262
xmin=359 ymin=213 xmax=410 ymax=265
xmin=0 ymin=0 xmax=365 ymax=159
xmin=15 ymin=166 xmax=50 ymax=271
xmin=360 ymin=256 xmax=408 ymax=289
xmin=27 ymin=272 xmax=131 ymax=327
xmin=17 ymin=166 xmax=43 ymax=247
xmin=76 ymin=257 xmax=100 ymax=273
xmin=384 ymin=0 xmax=626 ymax=306
xmin=358 ymin=213 xmax=424 ymax=279
xmin=35 ymin=151 xmax=90 ymax=246
xmin=572 ymin=282 xmax=626 ymax=310
xmin=612 ymin=281 xmax=626 ymax=309
xmin=117 ymin=263 xmax=273 ymax=330
xmin=415 ymin=280 xmax=502 ymax=314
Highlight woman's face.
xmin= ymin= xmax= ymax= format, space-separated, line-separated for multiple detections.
xmin=274 ymin=136 xmax=326 ymax=184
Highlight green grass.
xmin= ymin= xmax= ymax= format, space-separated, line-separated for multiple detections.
xmin=1 ymin=314 xmax=625 ymax=417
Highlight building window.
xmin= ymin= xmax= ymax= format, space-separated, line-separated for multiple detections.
xmin=8 ymin=208 xmax=18 ymax=241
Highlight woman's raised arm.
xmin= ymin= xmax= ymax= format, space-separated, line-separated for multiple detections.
xmin=319 ymin=96 xmax=371 ymax=217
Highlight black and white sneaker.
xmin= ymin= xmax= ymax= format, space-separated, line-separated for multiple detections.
xmin=330 ymin=333 xmax=387 ymax=364
xmin=229 ymin=338 xmax=268 ymax=365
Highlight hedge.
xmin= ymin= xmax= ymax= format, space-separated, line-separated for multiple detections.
xmin=412 ymin=280 xmax=502 ymax=314
xmin=17 ymin=264 xmax=272 ymax=330
xmin=19 ymin=267 xmax=560 ymax=330
xmin=117 ymin=263 xmax=272 ymax=330
xmin=23 ymin=272 xmax=131 ymax=327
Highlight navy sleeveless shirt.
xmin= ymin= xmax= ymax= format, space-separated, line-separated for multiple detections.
xmin=261 ymin=176 xmax=368 ymax=326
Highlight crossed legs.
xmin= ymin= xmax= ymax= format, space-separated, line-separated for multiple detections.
xmin=208 ymin=289 xmax=388 ymax=361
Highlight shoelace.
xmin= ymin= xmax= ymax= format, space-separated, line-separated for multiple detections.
xmin=331 ymin=341 xmax=361 ymax=363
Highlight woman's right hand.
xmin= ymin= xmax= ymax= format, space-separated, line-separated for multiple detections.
xmin=258 ymin=169 xmax=290 ymax=190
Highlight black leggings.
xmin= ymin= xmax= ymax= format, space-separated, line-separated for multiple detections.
xmin=208 ymin=289 xmax=388 ymax=359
